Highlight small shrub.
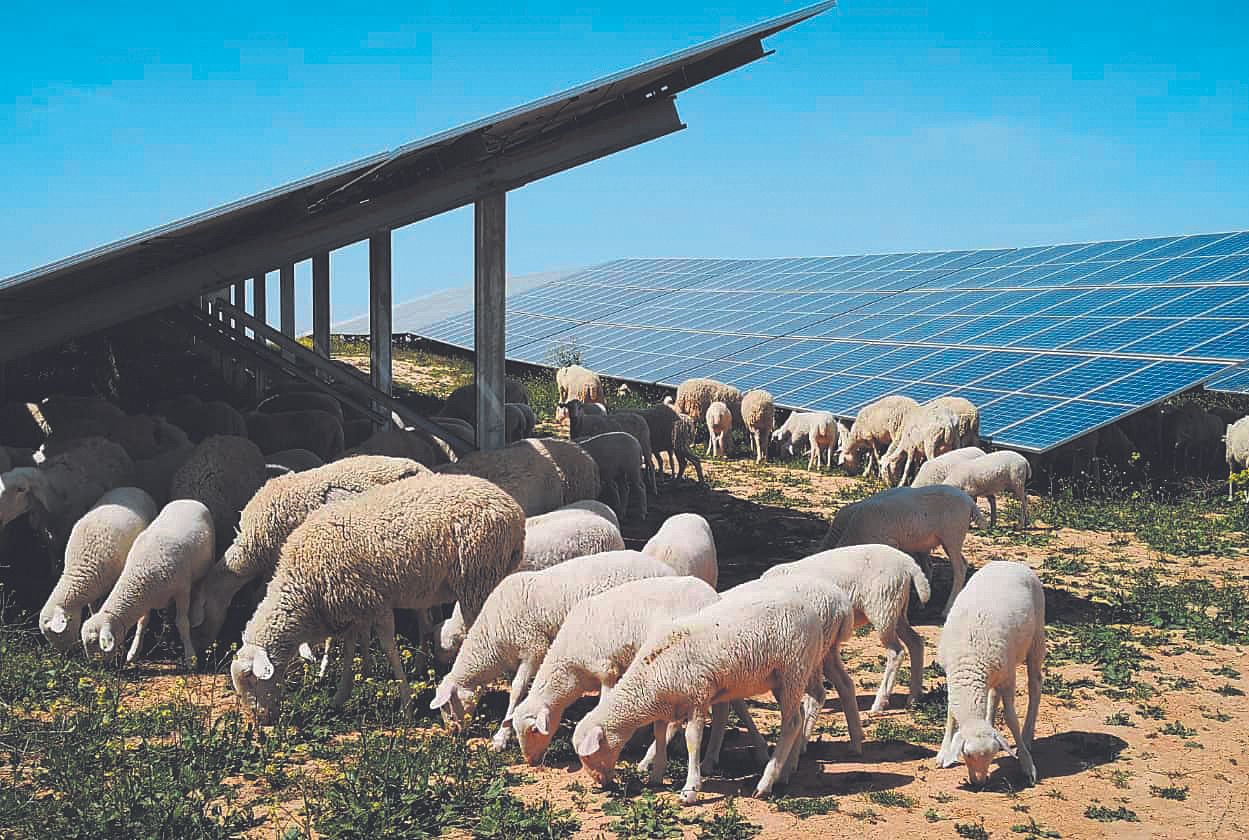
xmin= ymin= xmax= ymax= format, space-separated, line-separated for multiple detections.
xmin=864 ymin=790 xmax=916 ymax=809
xmin=697 ymin=800 xmax=761 ymax=840
xmin=1160 ymin=721 xmax=1198 ymax=738
xmin=1103 ymin=711 xmax=1134 ymax=727
xmin=775 ymin=796 xmax=839 ymax=818
xmin=1010 ymin=818 xmax=1061 ymax=837
xmin=603 ymin=790 xmax=687 ymax=838
xmin=955 ymin=821 xmax=991 ymax=839
xmin=1084 ymin=804 xmax=1139 ymax=822
xmin=1150 ymin=784 xmax=1189 ymax=801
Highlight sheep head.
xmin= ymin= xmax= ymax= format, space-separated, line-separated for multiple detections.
xmin=39 ymin=603 xmax=80 ymax=651
xmin=80 ymin=612 xmax=123 ymax=661
xmin=572 ymin=710 xmax=629 ymax=788
xmin=952 ymin=720 xmax=1014 ymax=788
xmin=0 ymin=468 xmax=48 ymax=529
xmin=231 ymin=643 xmax=285 ymax=725
xmin=429 ymin=676 xmax=474 ymax=727
xmin=512 ymin=697 xmax=556 ymax=766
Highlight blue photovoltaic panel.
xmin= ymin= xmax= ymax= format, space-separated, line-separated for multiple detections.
xmin=418 ymin=229 xmax=1249 ymax=451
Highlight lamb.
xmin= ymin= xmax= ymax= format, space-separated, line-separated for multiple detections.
xmin=556 ymin=365 xmax=604 ymax=404
xmin=431 ymin=550 xmax=678 ymax=751
xmin=231 ymin=474 xmax=525 ymax=723
xmin=641 ymin=513 xmax=718 ymax=588
xmin=561 ymin=400 xmax=656 ymax=493
xmin=879 ymin=404 xmax=961 ymax=486
xmin=432 ymin=500 xmax=624 ymax=664
xmin=511 ymin=576 xmax=770 ymax=782
xmin=911 ymin=446 xmax=988 ymax=488
xmin=245 ymin=409 xmax=345 ymax=461
xmin=771 ymin=410 xmax=838 ymax=470
xmin=821 ymin=484 xmax=987 ymax=616
xmin=39 ymin=487 xmax=159 ymax=651
xmin=80 ymin=499 xmax=216 ymax=667
xmin=0 ymin=437 xmax=134 ymax=557
xmin=438 ymin=379 xmax=530 ymax=423
xmin=169 ymin=435 xmax=268 ymax=550
xmin=762 ymin=544 xmax=931 ymax=711
xmin=935 ymin=561 xmax=1045 ymax=787
xmin=838 ymin=395 xmax=918 ymax=475
xmin=256 ymin=391 xmax=343 ymax=420
xmin=572 ymin=574 xmax=861 ymax=803
xmin=943 ymin=450 xmax=1032 ymax=529
xmin=576 ymin=432 xmax=646 ymax=521
xmin=505 ymin=402 xmax=537 ymax=442
xmin=188 ymin=455 xmax=430 ymax=649
xmin=705 ymin=401 xmax=733 ymax=457
xmin=436 ymin=437 xmax=600 ymax=516
xmin=1226 ymin=416 xmax=1249 ymax=500
xmin=674 ymin=378 xmax=742 ymax=432
xmin=616 ymin=402 xmax=704 ymax=482
xmin=928 ymin=396 xmax=981 ymax=448
xmin=741 ymin=390 xmax=776 ymax=464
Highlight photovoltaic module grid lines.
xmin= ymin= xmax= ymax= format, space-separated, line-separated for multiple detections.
xmin=419 ymin=230 xmax=1249 ymax=452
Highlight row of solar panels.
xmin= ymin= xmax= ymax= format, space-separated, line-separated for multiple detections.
xmin=418 ymin=230 xmax=1249 ymax=452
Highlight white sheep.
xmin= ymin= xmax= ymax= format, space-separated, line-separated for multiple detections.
xmin=572 ymin=574 xmax=861 ymax=803
xmin=771 ymin=411 xmax=838 ymax=470
xmin=764 ymin=543 xmax=930 ymax=711
xmin=431 ymin=550 xmax=678 ymax=751
xmin=705 ymin=401 xmax=733 ymax=457
xmin=911 ymin=446 xmax=988 ymax=488
xmin=432 ymin=500 xmax=625 ymax=664
xmin=641 ymin=512 xmax=718 ymax=589
xmin=837 ymin=395 xmax=918 ymax=475
xmin=675 ymin=378 xmax=742 ymax=432
xmin=231 ymin=473 xmax=525 ymax=723
xmin=821 ymin=484 xmax=987 ymax=616
xmin=928 ymin=396 xmax=981 ymax=448
xmin=935 ymin=561 xmax=1045 ymax=787
xmin=575 ymin=431 xmax=646 ymax=521
xmin=39 ymin=487 xmax=159 ymax=651
xmin=1226 ymin=416 xmax=1249 ymax=500
xmin=879 ymin=404 xmax=961 ymax=486
xmin=436 ymin=437 xmax=600 ymax=516
xmin=943 ymin=450 xmax=1032 ymax=529
xmin=561 ymin=400 xmax=655 ymax=494
xmin=741 ymin=390 xmax=775 ymax=464
xmin=80 ymin=499 xmax=216 ymax=667
xmin=511 ymin=576 xmax=770 ymax=784
xmin=556 ymin=365 xmax=604 ymax=404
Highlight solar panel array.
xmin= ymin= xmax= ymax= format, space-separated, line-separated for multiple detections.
xmin=420 ymin=231 xmax=1249 ymax=452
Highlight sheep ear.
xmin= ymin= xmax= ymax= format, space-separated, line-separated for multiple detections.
xmin=297 ymin=642 xmax=317 ymax=663
xmin=252 ymin=647 xmax=275 ymax=681
xmin=951 ymin=730 xmax=966 ymax=758
xmin=99 ymin=626 xmax=115 ymax=654
xmin=575 ymin=725 xmax=606 ymax=757
xmin=430 ymin=679 xmax=457 ymax=710
xmin=48 ymin=607 xmax=69 ymax=634
xmin=535 ymin=706 xmax=551 ymax=736
xmin=994 ymin=731 xmax=1017 ymax=758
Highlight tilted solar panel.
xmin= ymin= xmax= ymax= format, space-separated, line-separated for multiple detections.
xmin=417 ymin=230 xmax=1249 ymax=452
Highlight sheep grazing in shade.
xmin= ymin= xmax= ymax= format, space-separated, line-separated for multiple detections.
xmin=436 ymin=437 xmax=600 ymax=517
xmin=39 ymin=487 xmax=159 ymax=651
xmin=169 ymin=435 xmax=268 ymax=549
xmin=438 ymin=379 xmax=530 ymax=424
xmin=911 ymin=446 xmax=987 ymax=488
xmin=879 ymin=404 xmax=961 ymax=486
xmin=705 ymin=401 xmax=733 ymax=457
xmin=245 ymin=409 xmax=345 ymax=462
xmin=772 ymin=410 xmax=838 ymax=470
xmin=821 ymin=484 xmax=987 ymax=616
xmin=232 ymin=474 xmax=525 ymax=723
xmin=838 ymin=395 xmax=918 ymax=475
xmin=741 ymin=390 xmax=775 ymax=463
xmin=641 ymin=512 xmax=718 ymax=588
xmin=81 ymin=499 xmax=216 ymax=668
xmin=556 ymin=365 xmax=604 ymax=404
xmin=928 ymin=396 xmax=980 ymax=448
xmin=936 ymin=561 xmax=1045 ymax=787
xmin=764 ymin=544 xmax=930 ymax=711
xmin=576 ymin=432 xmax=646 ymax=522
xmin=43 ymin=413 xmax=191 ymax=462
xmin=943 ymin=450 xmax=1032 ymax=529
xmin=561 ymin=399 xmax=656 ymax=494
xmin=617 ymin=402 xmax=704 ymax=482
xmin=1226 ymin=416 xmax=1249 ymax=500
xmin=675 ymin=378 xmax=743 ymax=433
xmin=572 ymin=574 xmax=861 ymax=803
xmin=431 ymin=550 xmax=677 ymax=751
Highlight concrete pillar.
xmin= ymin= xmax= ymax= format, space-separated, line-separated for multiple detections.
xmin=474 ymin=192 xmax=507 ymax=451
xmin=312 ymin=251 xmax=331 ymax=359
xmin=369 ymin=233 xmax=392 ymax=403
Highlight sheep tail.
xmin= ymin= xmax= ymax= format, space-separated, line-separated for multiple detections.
xmin=907 ymin=557 xmax=931 ymax=605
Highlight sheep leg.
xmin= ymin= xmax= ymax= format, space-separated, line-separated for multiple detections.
xmin=680 ymin=712 xmax=707 ymax=805
xmin=872 ymin=628 xmax=904 ymax=713
xmin=492 ymin=658 xmax=537 ymax=751
xmin=638 ymin=720 xmax=679 ymax=777
xmin=986 ymin=687 xmax=999 ymax=725
xmin=376 ymin=612 xmax=412 ymax=717
xmin=174 ymin=591 xmax=196 ymax=669
xmin=331 ymin=628 xmax=360 ymax=708
xmin=1000 ymin=677 xmax=1037 ymax=785
xmin=629 ymin=470 xmax=647 ymax=521
xmin=1024 ymin=634 xmax=1045 ymax=747
xmin=700 ymin=702 xmax=731 ymax=775
xmin=125 ymin=613 xmax=149 ymax=664
xmin=823 ymin=653 xmax=864 ymax=755
xmin=988 ymin=495 xmax=998 ymax=530
xmin=935 ymin=707 xmax=960 ymax=768
xmin=797 ymin=671 xmax=826 ymax=762
xmin=754 ymin=683 xmax=805 ymax=798
xmin=941 ymin=541 xmax=967 ymax=617
xmin=729 ymin=699 xmax=772 ymax=766
xmin=1017 ymin=487 xmax=1029 ymax=528
xmin=897 ymin=618 xmax=925 ymax=707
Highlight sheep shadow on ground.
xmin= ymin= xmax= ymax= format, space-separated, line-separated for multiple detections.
xmin=957 ymin=730 xmax=1129 ymax=792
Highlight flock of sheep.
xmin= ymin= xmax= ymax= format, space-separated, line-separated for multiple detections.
xmin=0 ymin=359 xmax=1238 ymax=805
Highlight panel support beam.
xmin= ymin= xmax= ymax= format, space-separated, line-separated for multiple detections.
xmin=252 ymin=273 xmax=267 ymax=398
xmin=369 ymin=233 xmax=392 ymax=401
xmin=312 ymin=251 xmax=331 ymax=358
xmin=474 ymin=193 xmax=507 ymax=450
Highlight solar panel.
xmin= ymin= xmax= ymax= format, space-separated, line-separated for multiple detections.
xmin=420 ymin=230 xmax=1249 ymax=451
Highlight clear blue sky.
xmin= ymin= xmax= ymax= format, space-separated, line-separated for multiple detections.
xmin=4 ymin=1 xmax=1247 ymax=330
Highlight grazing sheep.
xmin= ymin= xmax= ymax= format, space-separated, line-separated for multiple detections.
xmin=911 ymin=446 xmax=988 ymax=488
xmin=837 ymin=395 xmax=918 ymax=475
xmin=431 ymin=550 xmax=677 ymax=751
xmin=879 ymin=404 xmax=960 ymax=486
xmin=131 ymin=443 xmax=195 ymax=505
xmin=928 ymin=396 xmax=980 ymax=448
xmin=616 ymin=403 xmax=704 ymax=482
xmin=169 ymin=435 xmax=268 ymax=549
xmin=556 ymin=365 xmax=604 ymax=404
xmin=741 ymin=390 xmax=776 ymax=464
xmin=821 ymin=484 xmax=987 ymax=616
xmin=39 ymin=488 xmax=159 ymax=651
xmin=438 ymin=379 xmax=530 ymax=423
xmin=771 ymin=410 xmax=838 ymax=470
xmin=256 ymin=391 xmax=343 ymax=420
xmin=349 ymin=427 xmax=441 ymax=467
xmin=231 ymin=474 xmax=525 ymax=723
xmin=505 ymin=402 xmax=537 ymax=443
xmin=705 ymin=401 xmax=733 ymax=457
xmin=943 ymin=450 xmax=1032 ymax=529
xmin=188 ymin=455 xmax=429 ymax=649
xmin=763 ymin=544 xmax=930 ymax=711
xmin=1096 ymin=423 xmax=1139 ymax=472
xmin=432 ymin=500 xmax=625 ymax=664
xmin=80 ymin=499 xmax=215 ymax=668
xmin=1227 ymin=416 xmax=1249 ymax=500
xmin=0 ymin=437 xmax=134 ymax=557
xmin=512 ymin=576 xmax=770 ymax=782
xmin=572 ymin=574 xmax=861 ymax=803
xmin=675 ymin=379 xmax=742 ymax=433
xmin=245 ymin=409 xmax=344 ymax=462
xmin=561 ymin=400 xmax=655 ymax=494
xmin=641 ymin=512 xmax=718 ymax=588
xmin=265 ymin=449 xmax=324 ymax=473
xmin=935 ymin=561 xmax=1045 ymax=787
xmin=436 ymin=437 xmax=599 ymax=517
xmin=668 ymin=410 xmax=704 ymax=482
xmin=576 ymin=432 xmax=646 ymax=521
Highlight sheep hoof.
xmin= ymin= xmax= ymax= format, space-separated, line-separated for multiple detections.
xmin=935 ymin=751 xmax=960 ymax=769
xmin=752 ymin=782 xmax=774 ymax=799
xmin=869 ymin=701 xmax=887 ymax=714
xmin=489 ymin=733 xmax=510 ymax=752
xmin=680 ymin=787 xmax=700 ymax=806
